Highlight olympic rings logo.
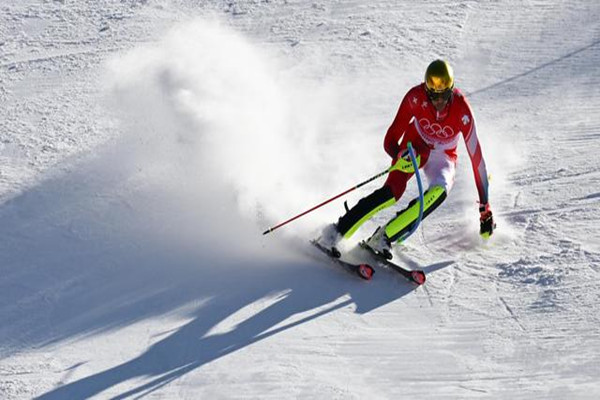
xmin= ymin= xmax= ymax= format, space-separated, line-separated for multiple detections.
xmin=418 ymin=118 xmax=456 ymax=141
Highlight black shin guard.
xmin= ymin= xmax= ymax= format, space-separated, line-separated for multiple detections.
xmin=337 ymin=186 xmax=396 ymax=238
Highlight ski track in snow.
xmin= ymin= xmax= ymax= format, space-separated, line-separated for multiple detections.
xmin=1 ymin=0 xmax=600 ymax=399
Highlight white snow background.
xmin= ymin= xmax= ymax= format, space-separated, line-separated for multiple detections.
xmin=1 ymin=1 xmax=599 ymax=398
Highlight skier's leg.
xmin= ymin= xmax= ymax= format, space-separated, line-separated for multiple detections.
xmin=423 ymin=149 xmax=457 ymax=194
xmin=362 ymin=185 xmax=446 ymax=258
xmin=337 ymin=185 xmax=396 ymax=239
xmin=317 ymin=184 xmax=396 ymax=256
xmin=384 ymin=151 xmax=456 ymax=243
xmin=385 ymin=169 xmax=412 ymax=200
xmin=384 ymin=185 xmax=447 ymax=243
xmin=336 ymin=169 xmax=412 ymax=239
xmin=318 ymin=154 xmax=417 ymax=254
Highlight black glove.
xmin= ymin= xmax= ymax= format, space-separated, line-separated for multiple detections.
xmin=479 ymin=203 xmax=496 ymax=238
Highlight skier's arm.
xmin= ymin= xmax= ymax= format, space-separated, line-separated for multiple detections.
xmin=384 ymin=93 xmax=414 ymax=158
xmin=462 ymin=103 xmax=495 ymax=237
xmin=462 ymin=108 xmax=489 ymax=206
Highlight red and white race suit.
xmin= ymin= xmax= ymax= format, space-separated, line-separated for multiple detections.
xmin=383 ymin=83 xmax=489 ymax=205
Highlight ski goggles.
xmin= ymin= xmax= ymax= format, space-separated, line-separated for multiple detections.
xmin=426 ymin=88 xmax=453 ymax=102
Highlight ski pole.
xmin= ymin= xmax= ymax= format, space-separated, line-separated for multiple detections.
xmin=398 ymin=142 xmax=424 ymax=242
xmin=262 ymin=167 xmax=390 ymax=235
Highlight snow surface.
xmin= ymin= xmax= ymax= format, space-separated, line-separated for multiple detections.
xmin=1 ymin=0 xmax=599 ymax=398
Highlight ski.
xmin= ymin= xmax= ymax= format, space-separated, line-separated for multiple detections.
xmin=359 ymin=241 xmax=426 ymax=285
xmin=310 ymin=240 xmax=375 ymax=280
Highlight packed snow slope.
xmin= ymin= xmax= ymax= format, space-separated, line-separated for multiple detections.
xmin=1 ymin=0 xmax=599 ymax=398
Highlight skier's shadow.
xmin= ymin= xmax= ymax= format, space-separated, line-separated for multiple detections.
xmin=37 ymin=253 xmax=415 ymax=400
xmin=0 ymin=140 xmax=421 ymax=400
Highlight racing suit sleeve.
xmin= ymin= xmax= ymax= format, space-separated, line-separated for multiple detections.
xmin=462 ymin=101 xmax=490 ymax=205
xmin=384 ymin=92 xmax=415 ymax=158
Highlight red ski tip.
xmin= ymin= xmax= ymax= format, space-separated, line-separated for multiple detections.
xmin=411 ymin=271 xmax=426 ymax=285
xmin=358 ymin=264 xmax=374 ymax=280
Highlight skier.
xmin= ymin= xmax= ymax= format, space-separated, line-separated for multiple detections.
xmin=318 ymin=59 xmax=495 ymax=259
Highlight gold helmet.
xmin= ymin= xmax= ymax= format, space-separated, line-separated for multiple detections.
xmin=424 ymin=59 xmax=454 ymax=93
